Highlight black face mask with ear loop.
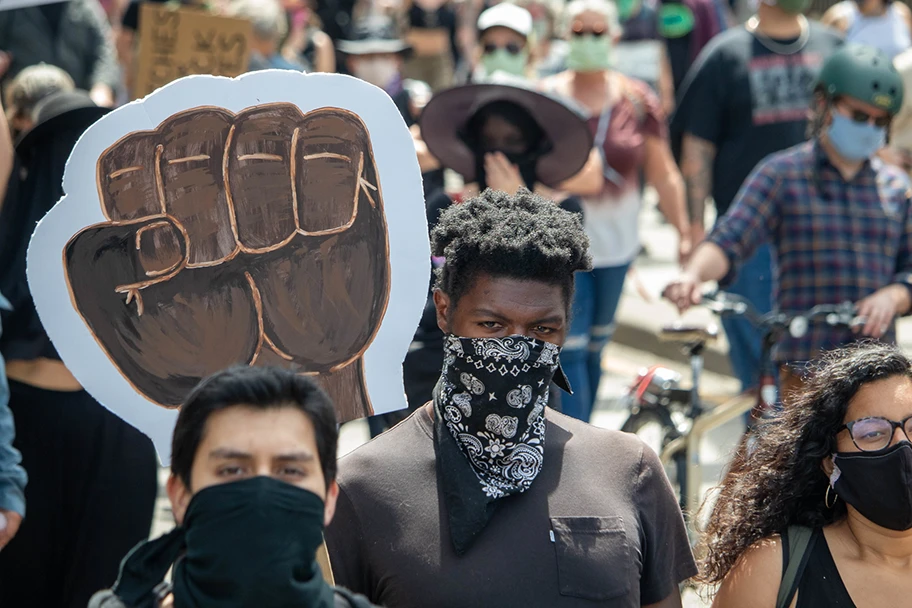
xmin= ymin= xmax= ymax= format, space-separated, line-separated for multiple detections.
xmin=832 ymin=441 xmax=912 ymax=531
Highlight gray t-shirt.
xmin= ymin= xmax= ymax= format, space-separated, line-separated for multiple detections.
xmin=325 ymin=406 xmax=697 ymax=607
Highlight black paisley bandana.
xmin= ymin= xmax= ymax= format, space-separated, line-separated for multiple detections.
xmin=434 ymin=334 xmax=565 ymax=554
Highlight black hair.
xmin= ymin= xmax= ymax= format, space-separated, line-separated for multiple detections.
xmin=431 ymin=188 xmax=592 ymax=310
xmin=698 ymin=342 xmax=912 ymax=587
xmin=171 ymin=366 xmax=339 ymax=490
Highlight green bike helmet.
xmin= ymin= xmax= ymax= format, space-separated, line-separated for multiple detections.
xmin=816 ymin=43 xmax=904 ymax=115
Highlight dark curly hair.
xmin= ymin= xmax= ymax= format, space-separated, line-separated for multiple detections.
xmin=430 ymin=188 xmax=591 ymax=310
xmin=698 ymin=342 xmax=912 ymax=586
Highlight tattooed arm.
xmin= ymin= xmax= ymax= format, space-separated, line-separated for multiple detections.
xmin=680 ymin=134 xmax=716 ymax=245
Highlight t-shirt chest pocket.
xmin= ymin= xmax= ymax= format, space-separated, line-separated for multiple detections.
xmin=550 ymin=516 xmax=631 ymax=601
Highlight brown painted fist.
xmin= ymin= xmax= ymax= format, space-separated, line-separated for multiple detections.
xmin=64 ymin=103 xmax=390 ymax=421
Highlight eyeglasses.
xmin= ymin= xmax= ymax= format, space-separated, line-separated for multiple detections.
xmin=839 ymin=415 xmax=912 ymax=452
xmin=838 ymin=103 xmax=892 ymax=128
xmin=483 ymin=42 xmax=524 ymax=55
xmin=571 ymin=22 xmax=607 ymax=37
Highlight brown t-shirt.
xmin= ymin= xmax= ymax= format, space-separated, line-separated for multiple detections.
xmin=325 ymin=406 xmax=697 ymax=607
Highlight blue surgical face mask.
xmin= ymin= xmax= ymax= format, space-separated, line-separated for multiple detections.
xmin=827 ymin=112 xmax=887 ymax=161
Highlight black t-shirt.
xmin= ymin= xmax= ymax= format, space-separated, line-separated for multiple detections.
xmin=670 ymin=23 xmax=842 ymax=215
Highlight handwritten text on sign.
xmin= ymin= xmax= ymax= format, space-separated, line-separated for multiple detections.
xmin=134 ymin=4 xmax=252 ymax=99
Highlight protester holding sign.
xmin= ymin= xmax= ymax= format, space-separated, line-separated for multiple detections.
xmin=0 ymin=90 xmax=158 ymax=608
xmin=89 ymin=367 xmax=379 ymax=608
xmin=325 ymin=191 xmax=696 ymax=607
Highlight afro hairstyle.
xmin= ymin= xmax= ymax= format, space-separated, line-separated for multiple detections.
xmin=431 ymin=188 xmax=592 ymax=310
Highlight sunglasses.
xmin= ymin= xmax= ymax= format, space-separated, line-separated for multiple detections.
xmin=571 ymin=23 xmax=607 ymax=37
xmin=839 ymin=415 xmax=912 ymax=452
xmin=483 ymin=42 xmax=524 ymax=55
xmin=838 ymin=103 xmax=891 ymax=128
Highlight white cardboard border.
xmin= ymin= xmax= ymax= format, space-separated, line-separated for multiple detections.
xmin=26 ymin=71 xmax=431 ymax=463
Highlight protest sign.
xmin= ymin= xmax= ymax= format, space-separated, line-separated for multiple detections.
xmin=27 ymin=71 xmax=431 ymax=462
xmin=133 ymin=4 xmax=252 ymax=99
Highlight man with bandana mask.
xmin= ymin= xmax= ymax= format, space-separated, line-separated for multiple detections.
xmin=670 ymin=0 xmax=842 ymax=395
xmin=325 ymin=191 xmax=697 ymax=607
xmin=87 ymin=367 xmax=378 ymax=608
xmin=665 ymin=44 xmax=912 ymax=399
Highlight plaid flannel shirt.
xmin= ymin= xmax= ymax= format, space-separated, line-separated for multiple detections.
xmin=709 ymin=141 xmax=912 ymax=364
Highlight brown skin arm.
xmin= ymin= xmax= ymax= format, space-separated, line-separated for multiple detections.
xmin=645 ymin=135 xmax=691 ymax=263
xmin=558 ymin=148 xmax=605 ymax=196
xmin=0 ymin=80 xmax=13 ymax=215
xmin=659 ymin=45 xmax=676 ymax=116
xmin=711 ymin=536 xmax=788 ymax=608
xmin=681 ymin=133 xmax=716 ymax=244
xmin=312 ymin=30 xmax=336 ymax=73
xmin=410 ymin=124 xmax=442 ymax=172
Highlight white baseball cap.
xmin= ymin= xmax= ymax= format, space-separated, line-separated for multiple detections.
xmin=477 ymin=3 xmax=533 ymax=38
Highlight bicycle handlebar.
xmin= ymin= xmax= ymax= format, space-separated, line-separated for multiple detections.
xmin=701 ymin=290 xmax=865 ymax=338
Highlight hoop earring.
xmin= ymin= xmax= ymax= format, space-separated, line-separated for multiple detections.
xmin=825 ymin=485 xmax=838 ymax=509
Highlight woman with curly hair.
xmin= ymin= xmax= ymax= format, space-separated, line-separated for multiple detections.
xmin=698 ymin=342 xmax=912 ymax=607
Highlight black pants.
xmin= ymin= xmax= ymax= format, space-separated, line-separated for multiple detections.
xmin=0 ymin=380 xmax=158 ymax=608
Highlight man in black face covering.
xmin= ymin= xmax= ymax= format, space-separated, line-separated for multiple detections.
xmin=325 ymin=191 xmax=697 ymax=608
xmin=88 ymin=367 xmax=376 ymax=608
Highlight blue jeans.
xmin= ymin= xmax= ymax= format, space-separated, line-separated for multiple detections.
xmin=562 ymin=264 xmax=631 ymax=422
xmin=721 ymin=245 xmax=774 ymax=392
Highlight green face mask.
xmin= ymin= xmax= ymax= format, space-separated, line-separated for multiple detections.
xmin=481 ymin=48 xmax=529 ymax=77
xmin=775 ymin=0 xmax=810 ymax=14
xmin=567 ymin=34 xmax=612 ymax=72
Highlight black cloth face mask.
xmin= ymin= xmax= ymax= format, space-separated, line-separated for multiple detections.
xmin=832 ymin=441 xmax=912 ymax=531
xmin=434 ymin=334 xmax=569 ymax=555
xmin=112 ymin=476 xmax=335 ymax=608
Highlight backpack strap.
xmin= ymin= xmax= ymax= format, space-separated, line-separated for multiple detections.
xmin=776 ymin=526 xmax=817 ymax=608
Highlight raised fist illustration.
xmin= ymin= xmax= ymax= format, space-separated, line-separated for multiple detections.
xmin=64 ymin=103 xmax=390 ymax=421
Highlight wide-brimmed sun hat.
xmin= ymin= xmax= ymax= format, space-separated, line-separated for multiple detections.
xmin=419 ymin=72 xmax=593 ymax=187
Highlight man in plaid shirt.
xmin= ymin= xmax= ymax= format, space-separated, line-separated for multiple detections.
xmin=665 ymin=43 xmax=912 ymax=389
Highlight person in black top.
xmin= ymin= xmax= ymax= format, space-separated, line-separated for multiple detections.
xmin=699 ymin=342 xmax=912 ymax=607
xmin=0 ymin=91 xmax=158 ymax=608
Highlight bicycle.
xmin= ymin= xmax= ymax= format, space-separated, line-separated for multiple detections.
xmin=620 ymin=290 xmax=864 ymax=523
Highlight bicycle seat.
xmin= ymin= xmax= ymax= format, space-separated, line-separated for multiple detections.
xmin=659 ymin=322 xmax=719 ymax=344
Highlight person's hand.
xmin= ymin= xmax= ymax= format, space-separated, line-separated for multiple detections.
xmin=0 ymin=510 xmax=22 ymax=551
xmin=484 ymin=152 xmax=524 ymax=195
xmin=856 ymin=288 xmax=901 ymax=338
xmin=663 ymin=272 xmax=703 ymax=313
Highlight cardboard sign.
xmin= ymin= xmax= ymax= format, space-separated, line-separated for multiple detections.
xmin=27 ymin=71 xmax=431 ymax=462
xmin=133 ymin=4 xmax=252 ymax=100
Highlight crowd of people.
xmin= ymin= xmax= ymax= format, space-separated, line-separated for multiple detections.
xmin=2 ymin=0 xmax=912 ymax=605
